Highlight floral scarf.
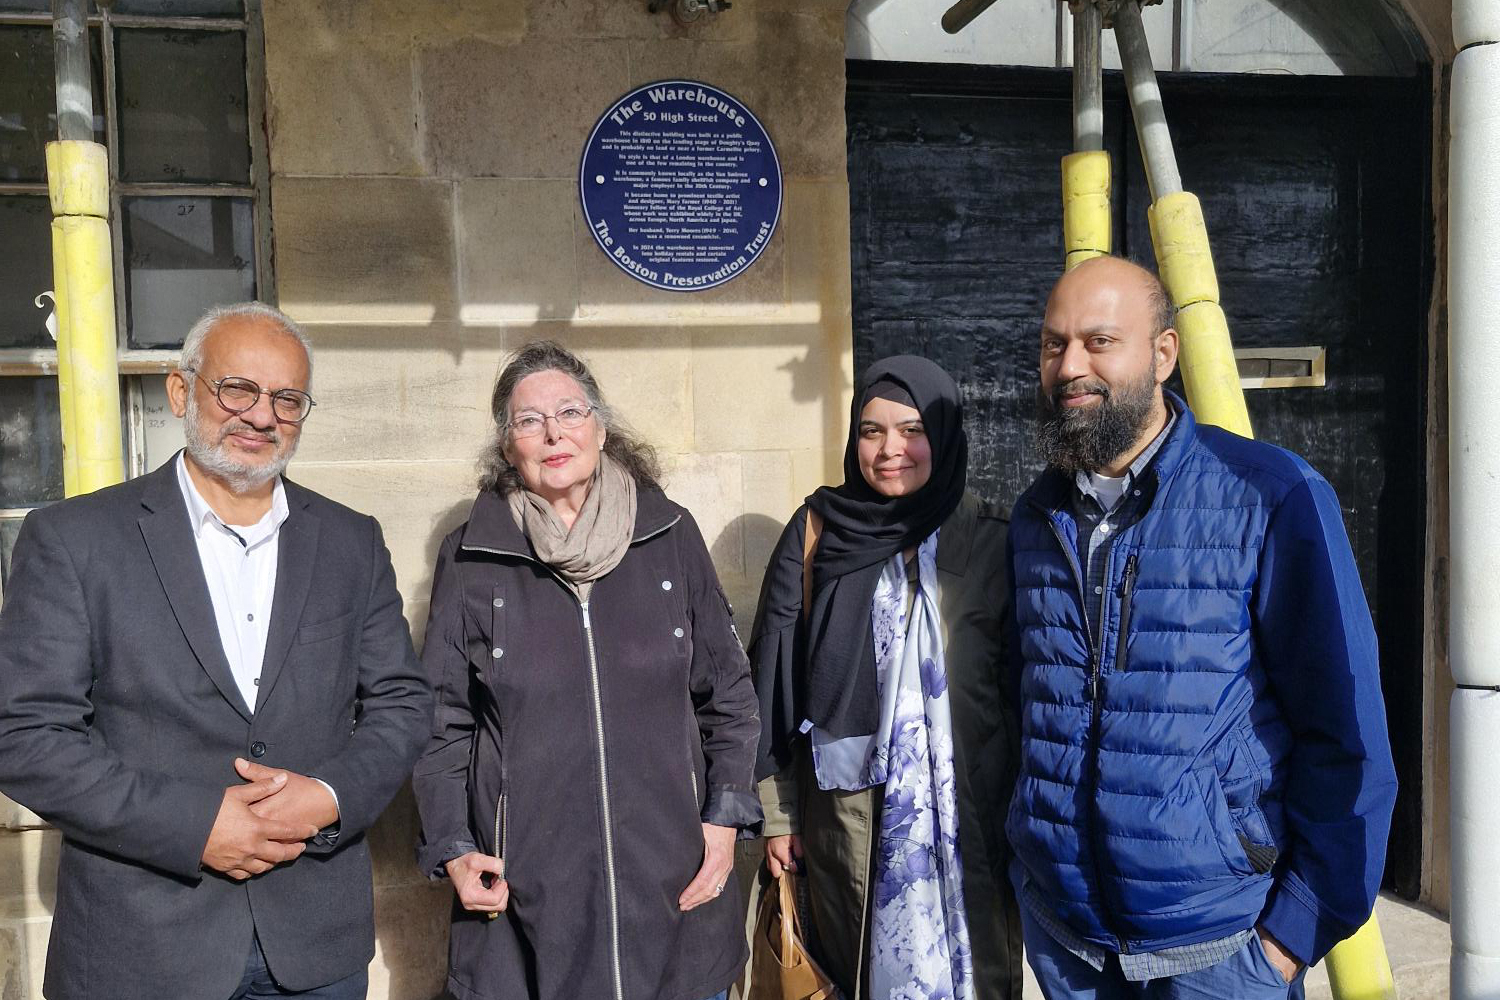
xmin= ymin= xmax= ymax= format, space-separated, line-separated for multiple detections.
xmin=809 ymin=530 xmax=975 ymax=1000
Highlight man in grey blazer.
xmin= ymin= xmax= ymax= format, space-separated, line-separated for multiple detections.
xmin=0 ymin=303 xmax=433 ymax=999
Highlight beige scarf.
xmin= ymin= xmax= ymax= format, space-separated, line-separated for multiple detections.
xmin=507 ymin=453 xmax=638 ymax=601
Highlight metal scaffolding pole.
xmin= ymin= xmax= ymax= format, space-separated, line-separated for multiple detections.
xmin=49 ymin=0 xmax=124 ymax=497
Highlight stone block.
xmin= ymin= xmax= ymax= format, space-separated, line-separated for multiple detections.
xmin=375 ymin=0 xmax=526 ymax=43
xmin=288 ymin=461 xmax=476 ymax=604
xmin=0 ymin=794 xmax=44 ymax=832
xmin=689 ymin=329 xmax=840 ymax=455
xmin=506 ymin=323 xmax=696 ymax=454
xmin=529 ymin=0 xmax=753 ymax=42
xmin=783 ymin=180 xmax=854 ymax=335
xmin=459 ymin=180 xmax=580 ymax=323
xmin=273 ymin=178 xmax=457 ymax=324
xmin=370 ymin=880 xmax=451 ymax=1000
xmin=662 ymin=451 xmax=744 ymax=578
xmin=419 ymin=39 xmax=629 ymax=179
xmin=294 ymin=323 xmax=505 ymax=465
xmin=625 ymin=10 xmax=848 ymax=180
xmin=0 ymin=906 xmax=51 ymax=1000
xmin=262 ymin=2 xmax=421 ymax=176
xmin=741 ymin=449 xmax=795 ymax=559
xmin=0 ymin=829 xmax=57 ymax=907
xmin=792 ymin=445 xmax=840 ymax=501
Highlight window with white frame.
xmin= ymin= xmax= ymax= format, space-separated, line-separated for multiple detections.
xmin=0 ymin=0 xmax=271 ymax=596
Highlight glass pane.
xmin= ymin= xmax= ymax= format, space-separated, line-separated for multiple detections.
xmin=0 ymin=376 xmax=64 ymax=507
xmin=111 ymin=0 xmax=243 ymax=14
xmin=0 ymin=25 xmax=106 ymax=182
xmin=0 ymin=1 xmax=55 ymax=11
xmin=0 ymin=196 xmax=58 ymax=349
xmin=123 ymin=195 xmax=255 ymax=347
xmin=116 ymin=28 xmax=248 ymax=183
xmin=139 ymin=374 xmax=182 ymax=472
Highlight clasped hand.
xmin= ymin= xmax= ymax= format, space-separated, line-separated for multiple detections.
xmin=199 ymin=757 xmax=339 ymax=881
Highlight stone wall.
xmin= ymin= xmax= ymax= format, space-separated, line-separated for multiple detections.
xmin=261 ymin=1 xmax=852 ymax=996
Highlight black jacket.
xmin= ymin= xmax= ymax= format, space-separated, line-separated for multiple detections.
xmin=0 ymin=457 xmax=433 ymax=1000
xmin=413 ymin=485 xmax=762 ymax=1000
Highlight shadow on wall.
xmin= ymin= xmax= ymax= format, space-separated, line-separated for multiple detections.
xmin=365 ymin=496 xmax=475 ymax=1000
xmin=710 ymin=512 xmax=790 ymax=641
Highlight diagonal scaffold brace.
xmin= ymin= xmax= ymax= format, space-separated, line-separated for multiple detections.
xmin=943 ymin=1 xmax=1397 ymax=996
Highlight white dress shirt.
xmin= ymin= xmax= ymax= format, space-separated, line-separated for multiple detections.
xmin=176 ymin=453 xmax=288 ymax=713
xmin=175 ymin=455 xmax=341 ymax=822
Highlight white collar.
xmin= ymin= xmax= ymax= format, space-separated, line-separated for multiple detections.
xmin=175 ymin=452 xmax=289 ymax=543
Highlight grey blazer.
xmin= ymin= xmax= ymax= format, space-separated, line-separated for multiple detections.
xmin=0 ymin=456 xmax=433 ymax=1000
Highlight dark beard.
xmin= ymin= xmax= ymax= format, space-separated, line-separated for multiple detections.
xmin=1035 ymin=368 xmax=1159 ymax=473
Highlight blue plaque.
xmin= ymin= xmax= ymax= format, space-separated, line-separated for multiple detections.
xmin=580 ymin=80 xmax=782 ymax=292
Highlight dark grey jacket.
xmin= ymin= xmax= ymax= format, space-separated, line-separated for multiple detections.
xmin=413 ymin=486 xmax=762 ymax=1000
xmin=0 ymin=456 xmax=433 ymax=1000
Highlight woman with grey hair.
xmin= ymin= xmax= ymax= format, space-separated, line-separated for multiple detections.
xmin=412 ymin=341 xmax=762 ymax=1000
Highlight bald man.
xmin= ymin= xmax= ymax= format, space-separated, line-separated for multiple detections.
xmin=1002 ymin=257 xmax=1396 ymax=998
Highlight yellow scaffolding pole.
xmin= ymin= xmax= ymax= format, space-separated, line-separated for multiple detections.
xmin=47 ymin=140 xmax=123 ymax=497
xmin=47 ymin=0 xmax=123 ymax=498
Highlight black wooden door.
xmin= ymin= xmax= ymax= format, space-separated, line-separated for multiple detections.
xmin=848 ymin=61 xmax=1431 ymax=895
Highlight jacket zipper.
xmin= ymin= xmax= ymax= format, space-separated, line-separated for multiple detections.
xmin=460 ymin=514 xmax=681 ymax=1000
xmin=1040 ymin=508 xmax=1128 ymax=952
xmin=493 ymin=792 xmax=508 ymax=873
xmin=581 ymin=600 xmax=626 ymax=1000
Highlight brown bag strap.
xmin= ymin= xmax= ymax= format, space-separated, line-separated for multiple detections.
xmin=801 ymin=508 xmax=823 ymax=622
xmin=779 ymin=872 xmax=799 ymax=962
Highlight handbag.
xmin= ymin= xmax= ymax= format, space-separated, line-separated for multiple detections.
xmin=748 ymin=871 xmax=838 ymax=1000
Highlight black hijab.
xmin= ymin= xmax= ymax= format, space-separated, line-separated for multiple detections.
xmin=802 ymin=355 xmax=968 ymax=738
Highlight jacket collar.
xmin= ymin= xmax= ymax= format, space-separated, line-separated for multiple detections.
xmin=137 ymin=453 xmax=319 ymax=721
xmin=1026 ymin=390 xmax=1198 ymax=516
xmin=935 ymin=490 xmax=977 ymax=577
xmin=459 ymin=480 xmax=681 ymax=556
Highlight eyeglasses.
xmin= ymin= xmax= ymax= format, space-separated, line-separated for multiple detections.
xmin=507 ymin=404 xmax=594 ymax=439
xmin=183 ymin=369 xmax=317 ymax=425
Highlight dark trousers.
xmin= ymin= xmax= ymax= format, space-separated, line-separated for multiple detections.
xmin=229 ymin=934 xmax=368 ymax=1000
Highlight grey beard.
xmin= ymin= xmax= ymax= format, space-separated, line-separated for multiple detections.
xmin=1035 ymin=369 xmax=1158 ymax=474
xmin=184 ymin=393 xmax=296 ymax=493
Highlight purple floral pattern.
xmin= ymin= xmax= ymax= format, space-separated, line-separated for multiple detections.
xmin=865 ymin=534 xmax=975 ymax=1000
xmin=804 ymin=533 xmax=974 ymax=999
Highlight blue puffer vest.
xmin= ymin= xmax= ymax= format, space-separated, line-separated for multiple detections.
xmin=1005 ymin=400 xmax=1305 ymax=954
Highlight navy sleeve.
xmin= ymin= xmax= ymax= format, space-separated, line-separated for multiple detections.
xmin=1253 ymin=476 xmax=1398 ymax=965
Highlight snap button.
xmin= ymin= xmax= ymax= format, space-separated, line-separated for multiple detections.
xmin=492 ymin=597 xmax=505 ymax=609
xmin=492 ymin=647 xmax=504 ymax=659
xmin=250 ymin=741 xmax=267 ymax=758
xmin=673 ymin=627 xmax=684 ymax=638
xmin=661 ymin=580 xmax=673 ymax=591
xmin=1098 ymin=523 xmax=1111 ymax=535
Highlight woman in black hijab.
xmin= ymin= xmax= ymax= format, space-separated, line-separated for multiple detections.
xmin=749 ymin=356 xmax=1021 ymax=1000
